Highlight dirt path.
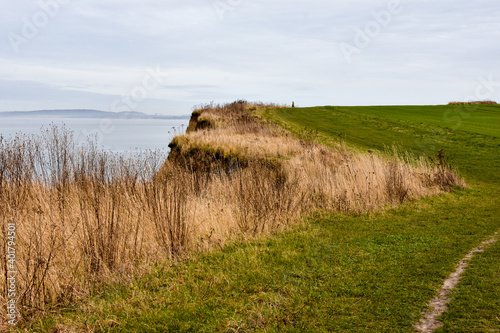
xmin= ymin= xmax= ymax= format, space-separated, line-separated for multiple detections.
xmin=414 ymin=232 xmax=499 ymax=333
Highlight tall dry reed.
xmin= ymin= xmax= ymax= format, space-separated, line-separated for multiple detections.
xmin=1 ymin=101 xmax=465 ymax=324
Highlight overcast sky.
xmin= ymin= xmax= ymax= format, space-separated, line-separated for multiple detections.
xmin=1 ymin=0 xmax=500 ymax=115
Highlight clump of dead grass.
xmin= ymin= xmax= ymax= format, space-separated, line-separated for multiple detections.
xmin=448 ymin=100 xmax=497 ymax=105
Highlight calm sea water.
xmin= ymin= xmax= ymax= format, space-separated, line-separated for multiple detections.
xmin=0 ymin=117 xmax=188 ymax=153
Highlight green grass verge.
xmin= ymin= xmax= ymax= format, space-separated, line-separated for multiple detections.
xmin=21 ymin=105 xmax=500 ymax=332
xmin=259 ymin=105 xmax=500 ymax=331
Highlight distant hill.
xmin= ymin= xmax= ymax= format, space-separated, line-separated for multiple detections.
xmin=0 ymin=109 xmax=190 ymax=119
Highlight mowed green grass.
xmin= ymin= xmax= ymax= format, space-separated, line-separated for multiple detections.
xmin=22 ymin=106 xmax=500 ymax=332
xmin=342 ymin=105 xmax=500 ymax=138
xmin=261 ymin=105 xmax=500 ymax=184
xmin=261 ymin=105 xmax=500 ymax=332
xmin=437 ymin=238 xmax=500 ymax=333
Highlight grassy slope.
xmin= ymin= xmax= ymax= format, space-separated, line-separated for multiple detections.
xmin=23 ymin=105 xmax=500 ymax=332
xmin=260 ymin=105 xmax=500 ymax=185
xmin=341 ymin=105 xmax=500 ymax=137
xmin=261 ymin=105 xmax=500 ymax=332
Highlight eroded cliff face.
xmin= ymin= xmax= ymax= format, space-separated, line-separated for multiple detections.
xmin=185 ymin=111 xmax=200 ymax=133
xmin=163 ymin=100 xmax=464 ymax=211
xmin=167 ymin=101 xmax=258 ymax=174
xmin=185 ymin=109 xmax=215 ymax=134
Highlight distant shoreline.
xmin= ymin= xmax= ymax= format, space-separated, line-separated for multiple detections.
xmin=0 ymin=109 xmax=190 ymax=120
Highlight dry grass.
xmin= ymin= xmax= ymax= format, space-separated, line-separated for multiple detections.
xmin=0 ymin=101 xmax=465 ymax=325
xmin=448 ymin=100 xmax=498 ymax=105
xmin=170 ymin=130 xmax=304 ymax=161
xmin=170 ymin=100 xmax=464 ymax=208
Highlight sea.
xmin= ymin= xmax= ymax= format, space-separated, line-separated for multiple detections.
xmin=0 ymin=117 xmax=188 ymax=153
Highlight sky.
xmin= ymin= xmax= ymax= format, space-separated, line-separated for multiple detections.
xmin=1 ymin=0 xmax=500 ymax=115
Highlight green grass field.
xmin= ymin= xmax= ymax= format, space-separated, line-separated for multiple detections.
xmin=261 ymin=105 xmax=500 ymax=185
xmin=261 ymin=105 xmax=500 ymax=332
xmin=22 ymin=105 xmax=500 ymax=332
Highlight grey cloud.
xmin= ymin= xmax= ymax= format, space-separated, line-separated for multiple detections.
xmin=1 ymin=0 xmax=499 ymax=113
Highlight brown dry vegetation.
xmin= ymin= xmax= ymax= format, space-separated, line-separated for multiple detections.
xmin=448 ymin=100 xmax=498 ymax=105
xmin=0 ymin=101 xmax=465 ymax=325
